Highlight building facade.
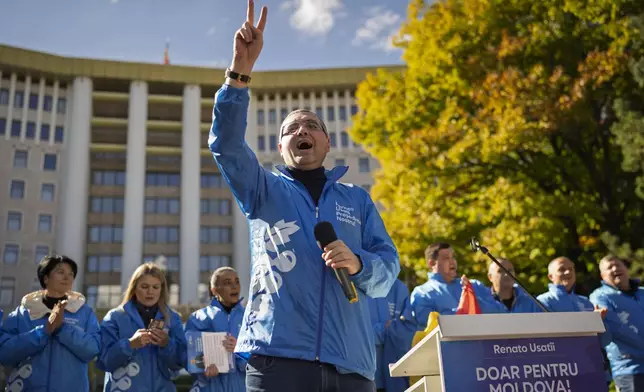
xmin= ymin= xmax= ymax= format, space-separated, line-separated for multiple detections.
xmin=0 ymin=45 xmax=395 ymax=314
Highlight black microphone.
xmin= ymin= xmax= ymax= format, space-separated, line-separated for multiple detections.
xmin=314 ymin=221 xmax=359 ymax=303
xmin=470 ymin=237 xmax=549 ymax=312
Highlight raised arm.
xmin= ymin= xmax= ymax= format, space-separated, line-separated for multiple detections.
xmin=208 ymin=0 xmax=270 ymax=218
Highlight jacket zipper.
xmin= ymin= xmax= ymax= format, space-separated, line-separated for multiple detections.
xmin=315 ymin=206 xmax=326 ymax=361
xmin=47 ymin=329 xmax=53 ymax=391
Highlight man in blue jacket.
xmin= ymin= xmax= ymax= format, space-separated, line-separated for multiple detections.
xmin=368 ymin=279 xmax=417 ymax=392
xmin=411 ymin=243 xmax=507 ymax=328
xmin=209 ymin=2 xmax=400 ymax=391
xmin=487 ymin=259 xmax=543 ymax=313
xmin=590 ymin=255 xmax=644 ymax=392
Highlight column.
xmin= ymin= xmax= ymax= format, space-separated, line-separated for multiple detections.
xmin=19 ymin=76 xmax=31 ymax=141
xmin=4 ymin=73 xmax=17 ymax=139
xmin=180 ymin=84 xmax=201 ymax=304
xmin=49 ymin=81 xmax=59 ymax=146
xmin=333 ymin=91 xmax=342 ymax=150
xmin=56 ymin=77 xmax=92 ymax=292
xmin=35 ymin=78 xmax=45 ymax=142
xmin=233 ymin=88 xmax=254 ymax=297
xmin=121 ymin=81 xmax=148 ymax=289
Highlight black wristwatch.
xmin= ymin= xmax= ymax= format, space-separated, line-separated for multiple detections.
xmin=225 ymin=68 xmax=252 ymax=84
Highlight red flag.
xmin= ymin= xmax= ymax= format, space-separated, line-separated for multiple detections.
xmin=163 ymin=40 xmax=170 ymax=65
xmin=456 ymin=280 xmax=482 ymax=315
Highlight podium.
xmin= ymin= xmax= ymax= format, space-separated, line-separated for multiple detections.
xmin=389 ymin=312 xmax=607 ymax=392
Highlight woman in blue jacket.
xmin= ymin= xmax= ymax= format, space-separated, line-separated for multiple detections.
xmin=97 ymin=262 xmax=187 ymax=392
xmin=0 ymin=254 xmax=101 ymax=392
xmin=184 ymin=267 xmax=246 ymax=392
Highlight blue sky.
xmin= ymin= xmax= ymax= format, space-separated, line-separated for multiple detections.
xmin=0 ymin=0 xmax=408 ymax=70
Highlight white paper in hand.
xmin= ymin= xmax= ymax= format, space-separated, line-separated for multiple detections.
xmin=202 ymin=332 xmax=233 ymax=373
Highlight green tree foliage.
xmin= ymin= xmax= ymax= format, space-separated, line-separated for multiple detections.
xmin=350 ymin=0 xmax=644 ymax=292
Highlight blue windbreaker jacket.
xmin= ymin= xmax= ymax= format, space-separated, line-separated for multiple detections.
xmin=208 ymin=84 xmax=400 ymax=380
xmin=590 ymin=281 xmax=644 ymax=377
xmin=410 ymin=273 xmax=507 ymax=327
xmin=97 ymin=300 xmax=187 ymax=392
xmin=492 ymin=285 xmax=544 ymax=313
xmin=184 ymin=298 xmax=246 ymax=392
xmin=0 ymin=291 xmax=100 ymax=392
xmin=368 ymin=279 xmax=416 ymax=392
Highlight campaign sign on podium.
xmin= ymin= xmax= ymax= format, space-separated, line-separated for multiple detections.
xmin=440 ymin=335 xmax=606 ymax=392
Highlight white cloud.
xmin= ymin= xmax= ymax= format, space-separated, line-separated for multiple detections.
xmin=110 ymin=0 xmax=119 ymax=3
xmin=208 ymin=59 xmax=230 ymax=68
xmin=206 ymin=26 xmax=216 ymax=36
xmin=352 ymin=6 xmax=402 ymax=52
xmin=281 ymin=0 xmax=344 ymax=36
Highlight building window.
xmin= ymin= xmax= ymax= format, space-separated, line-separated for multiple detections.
xmin=3 ymin=244 xmax=19 ymax=264
xmin=341 ymin=131 xmax=349 ymax=148
xmin=335 ymin=159 xmax=345 ymax=166
xmin=54 ymin=127 xmax=64 ymax=143
xmin=92 ymin=170 xmax=126 ymax=186
xmin=86 ymin=285 xmax=122 ymax=309
xmin=14 ymin=91 xmax=24 ymax=108
xmin=41 ymin=183 xmax=55 ymax=202
xmin=91 ymin=197 xmax=125 ymax=214
xmin=339 ymin=106 xmax=347 ymax=122
xmin=10 ymin=180 xmax=25 ymax=199
xmin=0 ymin=88 xmax=9 ymax=105
xmin=29 ymin=93 xmax=38 ymax=109
xmin=257 ymin=109 xmax=265 ymax=125
xmin=200 ymin=199 xmax=232 ymax=215
xmin=257 ymin=135 xmax=266 ymax=151
xmin=330 ymin=133 xmax=337 ymax=148
xmin=43 ymin=95 xmax=53 ymax=112
xmin=269 ymin=135 xmax=277 ymax=151
xmin=200 ymin=173 xmax=223 ymax=188
xmin=145 ymin=172 xmax=180 ymax=187
xmin=0 ymin=118 xmax=5 ymax=135
xmin=40 ymin=124 xmax=50 ymax=142
xmin=268 ymin=109 xmax=277 ymax=124
xmin=327 ymin=106 xmax=335 ymax=122
xmin=200 ymin=226 xmax=232 ymax=244
xmin=7 ymin=212 xmax=22 ymax=231
xmin=143 ymin=255 xmax=179 ymax=272
xmin=143 ymin=226 xmax=179 ymax=244
xmin=43 ymin=154 xmax=57 ymax=171
xmin=10 ymin=120 xmax=21 ymax=138
xmin=144 ymin=197 xmax=180 ymax=215
xmin=38 ymin=214 xmax=53 ymax=233
xmin=88 ymin=225 xmax=124 ymax=243
xmin=26 ymin=122 xmax=36 ymax=139
xmin=34 ymin=245 xmax=50 ymax=264
xmin=14 ymin=150 xmax=28 ymax=168
xmin=280 ymin=108 xmax=288 ymax=121
xmin=199 ymin=255 xmax=231 ymax=272
xmin=87 ymin=255 xmax=122 ymax=272
xmin=315 ymin=106 xmax=324 ymax=120
xmin=351 ymin=105 xmax=358 ymax=115
xmin=0 ymin=277 xmax=16 ymax=306
xmin=359 ymin=157 xmax=371 ymax=173
xmin=57 ymin=98 xmax=67 ymax=114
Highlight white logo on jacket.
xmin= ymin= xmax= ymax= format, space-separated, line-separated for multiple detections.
xmin=110 ymin=362 xmax=140 ymax=391
xmin=249 ymin=220 xmax=301 ymax=317
xmin=7 ymin=364 xmax=32 ymax=392
xmin=335 ymin=202 xmax=361 ymax=227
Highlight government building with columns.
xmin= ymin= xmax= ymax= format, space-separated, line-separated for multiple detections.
xmin=0 ymin=44 xmax=396 ymax=313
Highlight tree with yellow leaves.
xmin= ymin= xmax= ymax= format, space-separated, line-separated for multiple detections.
xmin=350 ymin=0 xmax=644 ymax=292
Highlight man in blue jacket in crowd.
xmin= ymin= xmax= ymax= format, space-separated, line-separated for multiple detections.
xmin=411 ymin=243 xmax=507 ymax=328
xmin=368 ymin=279 xmax=417 ymax=392
xmin=487 ymin=259 xmax=543 ymax=313
xmin=590 ymin=255 xmax=644 ymax=392
xmin=208 ymin=1 xmax=400 ymax=391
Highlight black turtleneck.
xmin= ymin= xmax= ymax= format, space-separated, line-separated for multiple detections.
xmin=43 ymin=294 xmax=68 ymax=310
xmin=134 ymin=298 xmax=159 ymax=328
xmin=287 ymin=166 xmax=326 ymax=205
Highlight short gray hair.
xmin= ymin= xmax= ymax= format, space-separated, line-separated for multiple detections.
xmin=279 ymin=109 xmax=328 ymax=138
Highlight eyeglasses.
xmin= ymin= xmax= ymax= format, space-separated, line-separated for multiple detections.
xmin=281 ymin=120 xmax=325 ymax=138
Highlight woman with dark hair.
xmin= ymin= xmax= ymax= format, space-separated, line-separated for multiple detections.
xmin=98 ymin=262 xmax=187 ymax=391
xmin=184 ymin=267 xmax=246 ymax=392
xmin=0 ymin=254 xmax=101 ymax=391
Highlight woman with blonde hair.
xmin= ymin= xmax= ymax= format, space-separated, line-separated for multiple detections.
xmin=98 ymin=262 xmax=187 ymax=391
